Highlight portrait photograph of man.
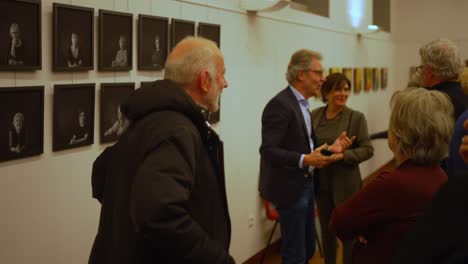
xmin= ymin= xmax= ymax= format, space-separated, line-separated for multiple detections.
xmin=138 ymin=14 xmax=168 ymax=70
xmin=99 ymin=9 xmax=133 ymax=71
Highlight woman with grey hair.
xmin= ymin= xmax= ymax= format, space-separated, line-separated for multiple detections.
xmin=9 ymin=112 xmax=26 ymax=153
xmin=8 ymin=23 xmax=24 ymax=65
xmin=329 ymin=88 xmax=453 ymax=264
xmin=417 ymin=38 xmax=468 ymax=120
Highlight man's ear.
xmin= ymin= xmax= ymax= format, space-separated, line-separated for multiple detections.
xmin=296 ymin=70 xmax=305 ymax=81
xmin=199 ymin=69 xmax=210 ymax=93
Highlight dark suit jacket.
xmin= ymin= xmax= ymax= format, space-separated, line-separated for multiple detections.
xmin=259 ymin=87 xmax=318 ymax=209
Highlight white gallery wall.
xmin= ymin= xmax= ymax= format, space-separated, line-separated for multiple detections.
xmin=0 ymin=0 xmax=403 ymax=263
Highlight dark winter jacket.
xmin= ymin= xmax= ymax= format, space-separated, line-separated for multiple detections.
xmin=89 ymin=79 xmax=234 ymax=264
xmin=429 ymin=81 xmax=468 ymax=120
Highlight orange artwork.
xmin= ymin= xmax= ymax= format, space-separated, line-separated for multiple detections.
xmin=364 ymin=67 xmax=373 ymax=92
xmin=381 ymin=68 xmax=388 ymax=89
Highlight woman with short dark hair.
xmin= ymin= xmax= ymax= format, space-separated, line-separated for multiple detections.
xmin=311 ymin=73 xmax=374 ymax=264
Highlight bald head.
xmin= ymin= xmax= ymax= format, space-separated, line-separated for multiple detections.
xmin=164 ymin=37 xmax=222 ymax=89
xmin=164 ymin=37 xmax=227 ymax=112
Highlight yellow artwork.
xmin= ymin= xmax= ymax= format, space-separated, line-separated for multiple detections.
xmin=354 ymin=68 xmax=363 ymax=94
xmin=342 ymin=68 xmax=353 ymax=90
xmin=329 ymin=67 xmax=342 ymax=75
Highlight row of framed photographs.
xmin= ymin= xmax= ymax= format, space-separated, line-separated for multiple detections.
xmin=0 ymin=83 xmax=126 ymax=163
xmin=1 ymin=82 xmax=221 ymax=163
xmin=1 ymin=0 xmax=220 ymax=71
xmin=328 ymin=67 xmax=388 ymax=93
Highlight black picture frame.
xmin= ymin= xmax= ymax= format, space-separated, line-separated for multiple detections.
xmin=198 ymin=22 xmax=220 ymax=48
xmin=170 ymin=18 xmax=195 ymax=50
xmin=0 ymin=86 xmax=44 ymax=162
xmin=53 ymin=83 xmax=95 ymax=151
xmin=99 ymin=9 xmax=133 ymax=71
xmin=198 ymin=22 xmax=221 ymax=123
xmin=53 ymin=3 xmax=94 ymax=71
xmin=100 ymin=82 xmax=134 ymax=143
xmin=0 ymin=0 xmax=41 ymax=71
xmin=138 ymin=14 xmax=169 ymax=71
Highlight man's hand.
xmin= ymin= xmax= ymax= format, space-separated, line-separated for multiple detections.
xmin=460 ymin=119 xmax=468 ymax=163
xmin=328 ymin=131 xmax=356 ymax=154
xmin=303 ymin=144 xmax=344 ymax=168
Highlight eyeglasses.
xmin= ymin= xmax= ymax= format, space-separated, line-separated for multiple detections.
xmin=415 ymin=65 xmax=424 ymax=74
xmin=304 ymin=69 xmax=324 ymax=76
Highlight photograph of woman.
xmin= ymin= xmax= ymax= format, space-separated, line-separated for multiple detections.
xmin=53 ymin=3 xmax=94 ymax=71
xmin=311 ymin=73 xmax=374 ymax=264
xmin=69 ymin=110 xmax=88 ymax=145
xmin=111 ymin=35 xmax=128 ymax=67
xmin=67 ymin=32 xmax=83 ymax=67
xmin=9 ymin=112 xmax=26 ymax=153
xmin=53 ymin=83 xmax=95 ymax=151
xmin=8 ymin=23 xmax=24 ymax=66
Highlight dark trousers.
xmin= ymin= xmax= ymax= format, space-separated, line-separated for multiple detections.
xmin=276 ymin=181 xmax=316 ymax=264
xmin=317 ymin=188 xmax=353 ymax=264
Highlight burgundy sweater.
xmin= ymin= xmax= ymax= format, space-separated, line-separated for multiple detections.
xmin=329 ymin=160 xmax=447 ymax=264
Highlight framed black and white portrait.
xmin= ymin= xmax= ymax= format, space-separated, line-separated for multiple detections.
xmin=53 ymin=83 xmax=95 ymax=151
xmin=138 ymin=14 xmax=168 ymax=71
xmin=0 ymin=86 xmax=43 ymax=162
xmin=198 ymin=22 xmax=220 ymax=48
xmin=100 ymin=82 xmax=134 ymax=143
xmin=0 ymin=0 xmax=41 ymax=71
xmin=53 ymin=3 xmax=94 ymax=71
xmin=99 ymin=9 xmax=133 ymax=71
xmin=170 ymin=18 xmax=195 ymax=50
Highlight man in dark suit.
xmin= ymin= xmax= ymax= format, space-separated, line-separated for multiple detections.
xmin=259 ymin=49 xmax=354 ymax=264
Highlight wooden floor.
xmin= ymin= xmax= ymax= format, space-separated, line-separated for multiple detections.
xmin=245 ymin=240 xmax=343 ymax=264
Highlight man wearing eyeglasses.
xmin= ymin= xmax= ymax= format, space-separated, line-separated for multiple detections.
xmin=259 ymin=49 xmax=355 ymax=264
xmin=417 ymin=38 xmax=468 ymax=120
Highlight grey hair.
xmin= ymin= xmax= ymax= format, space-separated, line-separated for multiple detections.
xmin=13 ymin=112 xmax=24 ymax=122
xmin=286 ymin=49 xmax=322 ymax=83
xmin=10 ymin=23 xmax=20 ymax=32
xmin=164 ymin=37 xmax=219 ymax=87
xmin=419 ymin=39 xmax=462 ymax=80
xmin=389 ymin=87 xmax=454 ymax=165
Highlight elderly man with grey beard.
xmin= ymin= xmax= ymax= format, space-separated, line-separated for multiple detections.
xmin=89 ymin=37 xmax=234 ymax=264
